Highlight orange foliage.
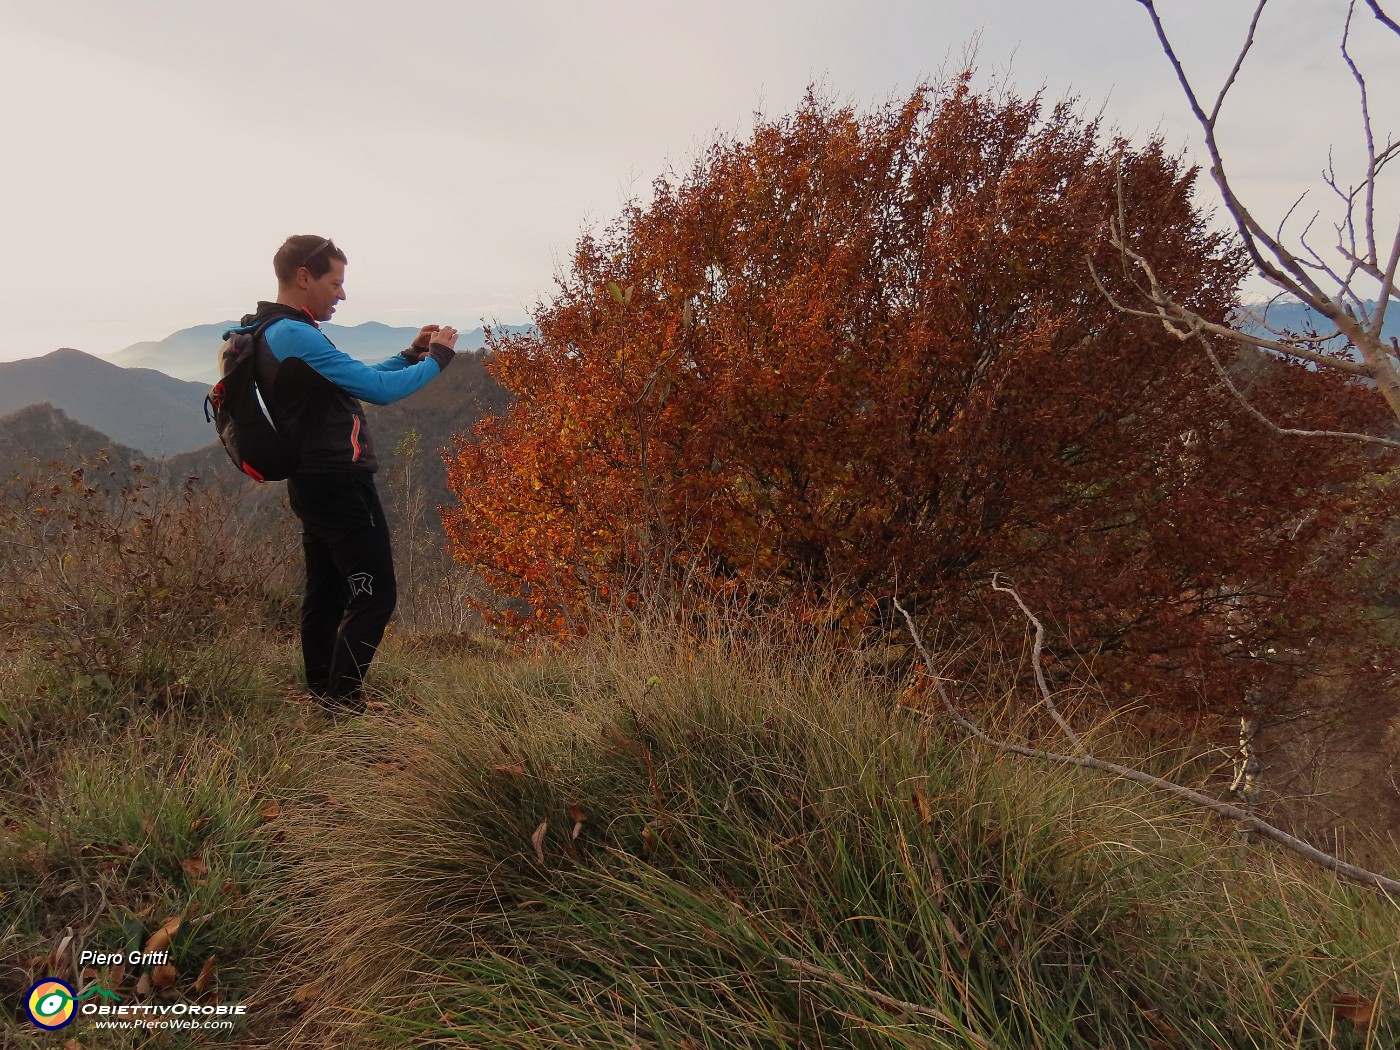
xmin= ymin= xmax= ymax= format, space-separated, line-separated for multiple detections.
xmin=444 ymin=79 xmax=1394 ymax=712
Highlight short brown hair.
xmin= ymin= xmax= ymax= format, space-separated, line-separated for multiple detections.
xmin=273 ymin=235 xmax=348 ymax=286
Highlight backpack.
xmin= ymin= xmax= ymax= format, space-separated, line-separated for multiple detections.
xmin=203 ymin=320 xmax=300 ymax=482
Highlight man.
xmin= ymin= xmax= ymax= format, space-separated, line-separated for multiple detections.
xmin=230 ymin=234 xmax=458 ymax=713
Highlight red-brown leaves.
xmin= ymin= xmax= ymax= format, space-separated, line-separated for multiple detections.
xmin=443 ymin=79 xmax=1394 ymax=714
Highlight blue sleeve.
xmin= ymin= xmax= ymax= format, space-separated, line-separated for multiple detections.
xmin=264 ymin=321 xmax=440 ymax=405
xmin=371 ymin=352 xmax=415 ymax=373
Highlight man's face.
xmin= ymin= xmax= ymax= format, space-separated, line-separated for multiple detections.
xmin=301 ymin=259 xmax=347 ymax=322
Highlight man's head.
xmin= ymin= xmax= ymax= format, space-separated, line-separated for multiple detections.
xmin=274 ymin=235 xmax=348 ymax=322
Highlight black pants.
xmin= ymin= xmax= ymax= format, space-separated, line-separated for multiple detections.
xmin=286 ymin=472 xmax=397 ymax=703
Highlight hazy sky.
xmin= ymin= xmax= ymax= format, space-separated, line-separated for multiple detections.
xmin=1 ymin=0 xmax=1396 ymax=361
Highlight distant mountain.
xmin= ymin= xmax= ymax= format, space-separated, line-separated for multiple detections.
xmin=0 ymin=349 xmax=214 ymax=457
xmin=364 ymin=348 xmax=514 ymax=522
xmin=0 ymin=349 xmax=513 ymax=531
xmin=1232 ymin=299 xmax=1400 ymax=345
xmin=107 ymin=321 xmax=536 ymax=383
xmin=0 ymin=402 xmax=146 ymax=481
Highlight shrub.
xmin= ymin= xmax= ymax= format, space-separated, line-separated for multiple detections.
xmin=444 ymin=77 xmax=1394 ymax=716
xmin=0 ymin=455 xmax=296 ymax=700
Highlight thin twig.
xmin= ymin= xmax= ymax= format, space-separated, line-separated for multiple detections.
xmin=892 ymin=598 xmax=1400 ymax=898
xmin=1135 ymin=0 xmax=1326 ymax=301
xmin=1363 ymin=0 xmax=1400 ymax=40
xmin=989 ymin=573 xmax=1087 ymax=755
xmin=1341 ymin=1 xmax=1379 ymax=266
xmin=1088 ymin=252 xmax=1370 ymax=377
xmin=1190 ymin=329 xmax=1400 ymax=449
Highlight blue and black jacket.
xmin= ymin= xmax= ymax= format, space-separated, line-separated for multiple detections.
xmin=226 ymin=302 xmax=454 ymax=474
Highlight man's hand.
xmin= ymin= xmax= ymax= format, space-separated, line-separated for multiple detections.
xmin=404 ymin=325 xmax=459 ymax=363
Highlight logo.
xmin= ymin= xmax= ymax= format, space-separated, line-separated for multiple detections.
xmin=25 ymin=979 xmax=76 ymax=1030
xmin=347 ymin=572 xmax=374 ymax=598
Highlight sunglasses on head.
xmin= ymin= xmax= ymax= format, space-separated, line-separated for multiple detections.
xmin=298 ymin=237 xmax=332 ymax=271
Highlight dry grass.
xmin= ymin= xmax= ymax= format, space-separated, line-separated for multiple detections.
xmin=266 ymin=614 xmax=1400 ymax=1049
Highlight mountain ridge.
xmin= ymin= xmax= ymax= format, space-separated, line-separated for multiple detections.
xmin=0 ymin=349 xmax=214 ymax=457
xmin=105 ymin=320 xmax=535 ymax=383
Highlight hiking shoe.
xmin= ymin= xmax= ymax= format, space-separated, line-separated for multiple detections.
xmin=316 ymin=692 xmax=366 ymax=717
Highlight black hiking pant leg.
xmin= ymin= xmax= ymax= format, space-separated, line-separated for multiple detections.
xmin=287 ymin=473 xmax=398 ymax=703
xmin=299 ymin=530 xmax=347 ymax=694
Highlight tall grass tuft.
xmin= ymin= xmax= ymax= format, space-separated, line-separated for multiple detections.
xmin=270 ymin=614 xmax=1400 ymax=1048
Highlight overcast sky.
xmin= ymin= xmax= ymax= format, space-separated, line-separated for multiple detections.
xmin=1 ymin=0 xmax=1396 ymax=362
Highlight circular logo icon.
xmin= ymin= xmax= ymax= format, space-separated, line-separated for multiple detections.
xmin=25 ymin=979 xmax=76 ymax=1030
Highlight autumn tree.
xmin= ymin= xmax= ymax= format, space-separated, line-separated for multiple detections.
xmin=445 ymin=78 xmax=1393 ymax=714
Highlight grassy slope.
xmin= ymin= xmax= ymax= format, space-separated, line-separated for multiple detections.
xmin=2 ymin=613 xmax=1398 ymax=1050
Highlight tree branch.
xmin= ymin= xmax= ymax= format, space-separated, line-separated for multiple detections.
xmin=1364 ymin=0 xmax=1400 ymax=37
xmin=989 ymin=572 xmax=1087 ymax=754
xmin=1190 ymin=328 xmax=1400 ymax=449
xmin=1088 ymin=252 xmax=1370 ymax=377
xmin=1135 ymin=0 xmax=1328 ymax=302
xmin=1341 ymin=1 xmax=1380 ymax=266
xmin=892 ymin=596 xmax=1400 ymax=898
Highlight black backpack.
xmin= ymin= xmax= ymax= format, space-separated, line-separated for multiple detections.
xmin=204 ymin=320 xmax=300 ymax=483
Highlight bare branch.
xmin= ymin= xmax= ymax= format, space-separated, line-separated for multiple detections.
xmin=1341 ymin=2 xmax=1380 ymax=265
xmin=1274 ymin=190 xmax=1311 ymax=245
xmin=1233 ymin=303 xmax=1346 ymax=345
xmin=1364 ymin=0 xmax=1400 ymax=38
xmin=989 ymin=573 xmax=1088 ymax=755
xmin=893 ymin=597 xmax=1400 ymax=897
xmin=1209 ymin=0 xmax=1268 ymax=125
xmin=1191 ymin=329 xmax=1400 ymax=449
xmin=1373 ymin=217 xmax=1400 ymax=336
xmin=1135 ymin=0 xmax=1329 ymax=303
xmin=1089 ymin=250 xmax=1370 ymax=377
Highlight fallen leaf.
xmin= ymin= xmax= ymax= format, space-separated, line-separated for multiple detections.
xmin=940 ymin=918 xmax=963 ymax=952
xmin=531 ymin=821 xmax=548 ymax=863
xmin=258 ymin=800 xmax=281 ymax=821
xmin=151 ymin=964 xmax=178 ymax=989
xmin=911 ymin=787 xmax=933 ymax=826
xmin=80 ymin=966 xmax=97 ymax=982
xmin=1333 ymin=992 xmax=1377 ymax=1029
xmin=108 ymin=962 xmax=126 ymax=988
xmin=181 ymin=856 xmax=208 ymax=879
xmin=291 ymin=981 xmax=322 ymax=1004
xmin=145 ymin=915 xmax=182 ymax=954
xmin=48 ymin=933 xmax=73 ymax=975
xmin=135 ymin=973 xmax=152 ymax=996
xmin=194 ymin=955 xmax=216 ymax=994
